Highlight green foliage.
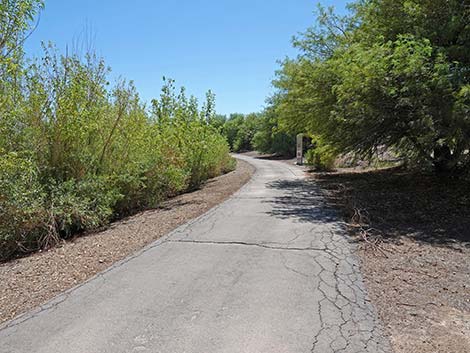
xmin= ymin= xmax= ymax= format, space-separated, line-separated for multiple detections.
xmin=274 ymin=0 xmax=470 ymax=173
xmin=221 ymin=113 xmax=261 ymax=152
xmin=220 ymin=107 xmax=296 ymax=157
xmin=47 ymin=177 xmax=121 ymax=238
xmin=234 ymin=113 xmax=261 ymax=151
xmin=251 ymin=98 xmax=296 ymax=157
xmin=0 ymin=3 xmax=234 ymax=260
xmin=0 ymin=150 xmax=46 ymax=258
xmin=222 ymin=113 xmax=244 ymax=150
xmin=0 ymin=0 xmax=44 ymax=72
xmin=208 ymin=114 xmax=227 ymax=132
xmin=251 ymin=118 xmax=296 ymax=157
xmin=304 ymin=137 xmax=338 ymax=171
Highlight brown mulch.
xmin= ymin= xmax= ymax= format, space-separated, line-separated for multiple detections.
xmin=0 ymin=159 xmax=254 ymax=325
xmin=314 ymin=167 xmax=470 ymax=353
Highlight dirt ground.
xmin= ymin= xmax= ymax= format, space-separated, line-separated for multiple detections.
xmin=0 ymin=159 xmax=254 ymax=325
xmin=314 ymin=167 xmax=470 ymax=353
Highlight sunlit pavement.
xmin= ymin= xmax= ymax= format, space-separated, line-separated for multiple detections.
xmin=0 ymin=155 xmax=390 ymax=353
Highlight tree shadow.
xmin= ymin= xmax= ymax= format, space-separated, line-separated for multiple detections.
xmin=255 ymin=154 xmax=295 ymax=161
xmin=314 ymin=168 xmax=470 ymax=248
xmin=264 ymin=179 xmax=340 ymax=224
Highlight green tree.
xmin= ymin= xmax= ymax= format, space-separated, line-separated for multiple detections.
xmin=274 ymin=0 xmax=470 ymax=173
xmin=0 ymin=0 xmax=44 ymax=151
xmin=252 ymin=98 xmax=296 ymax=157
xmin=0 ymin=0 xmax=43 ymax=72
xmin=222 ymin=113 xmax=245 ymax=151
xmin=208 ymin=114 xmax=227 ymax=131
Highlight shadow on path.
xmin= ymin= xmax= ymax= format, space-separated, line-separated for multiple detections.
xmin=264 ymin=179 xmax=339 ymax=224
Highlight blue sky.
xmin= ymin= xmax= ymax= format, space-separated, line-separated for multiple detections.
xmin=25 ymin=0 xmax=349 ymax=115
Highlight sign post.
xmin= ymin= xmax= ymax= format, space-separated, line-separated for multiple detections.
xmin=296 ymin=133 xmax=304 ymax=165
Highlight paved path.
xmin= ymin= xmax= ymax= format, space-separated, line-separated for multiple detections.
xmin=0 ymin=155 xmax=390 ymax=353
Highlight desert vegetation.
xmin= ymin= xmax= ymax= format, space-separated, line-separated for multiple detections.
xmin=224 ymin=0 xmax=469 ymax=173
xmin=273 ymin=0 xmax=469 ymax=172
xmin=0 ymin=0 xmax=234 ymax=261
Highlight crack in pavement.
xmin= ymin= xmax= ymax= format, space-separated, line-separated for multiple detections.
xmin=167 ymin=229 xmax=390 ymax=352
xmin=247 ymin=165 xmax=391 ymax=353
xmin=167 ymin=239 xmax=328 ymax=252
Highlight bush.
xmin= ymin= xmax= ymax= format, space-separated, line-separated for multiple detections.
xmin=47 ymin=177 xmax=121 ymax=237
xmin=259 ymin=97 xmax=298 ymax=157
xmin=0 ymin=26 xmax=234 ymax=260
xmin=0 ymin=151 xmax=46 ymax=259
xmin=304 ymin=137 xmax=337 ymax=171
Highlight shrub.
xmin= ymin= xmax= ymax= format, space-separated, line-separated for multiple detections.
xmin=0 ymin=151 xmax=46 ymax=259
xmin=0 ymin=39 xmax=234 ymax=260
xmin=47 ymin=177 xmax=121 ymax=237
xmin=304 ymin=137 xmax=337 ymax=171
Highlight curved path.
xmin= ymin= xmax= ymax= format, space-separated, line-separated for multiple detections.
xmin=0 ymin=155 xmax=390 ymax=353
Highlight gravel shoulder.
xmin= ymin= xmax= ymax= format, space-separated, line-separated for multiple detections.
xmin=0 ymin=159 xmax=254 ymax=325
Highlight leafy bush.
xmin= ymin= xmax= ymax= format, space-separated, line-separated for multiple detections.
xmin=47 ymin=177 xmax=121 ymax=237
xmin=251 ymin=101 xmax=296 ymax=157
xmin=252 ymin=130 xmax=271 ymax=153
xmin=0 ymin=3 xmax=235 ymax=260
xmin=304 ymin=137 xmax=337 ymax=171
xmin=0 ymin=151 xmax=46 ymax=258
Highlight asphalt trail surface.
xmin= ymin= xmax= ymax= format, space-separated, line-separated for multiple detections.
xmin=0 ymin=155 xmax=390 ymax=353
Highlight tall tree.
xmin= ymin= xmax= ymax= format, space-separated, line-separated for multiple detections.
xmin=275 ymin=0 xmax=470 ymax=172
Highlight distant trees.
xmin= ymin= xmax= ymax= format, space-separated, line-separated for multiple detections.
xmin=221 ymin=113 xmax=259 ymax=152
xmin=221 ymin=113 xmax=246 ymax=150
xmin=273 ymin=0 xmax=470 ymax=173
xmin=251 ymin=100 xmax=296 ymax=157
xmin=218 ymin=110 xmax=296 ymax=157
